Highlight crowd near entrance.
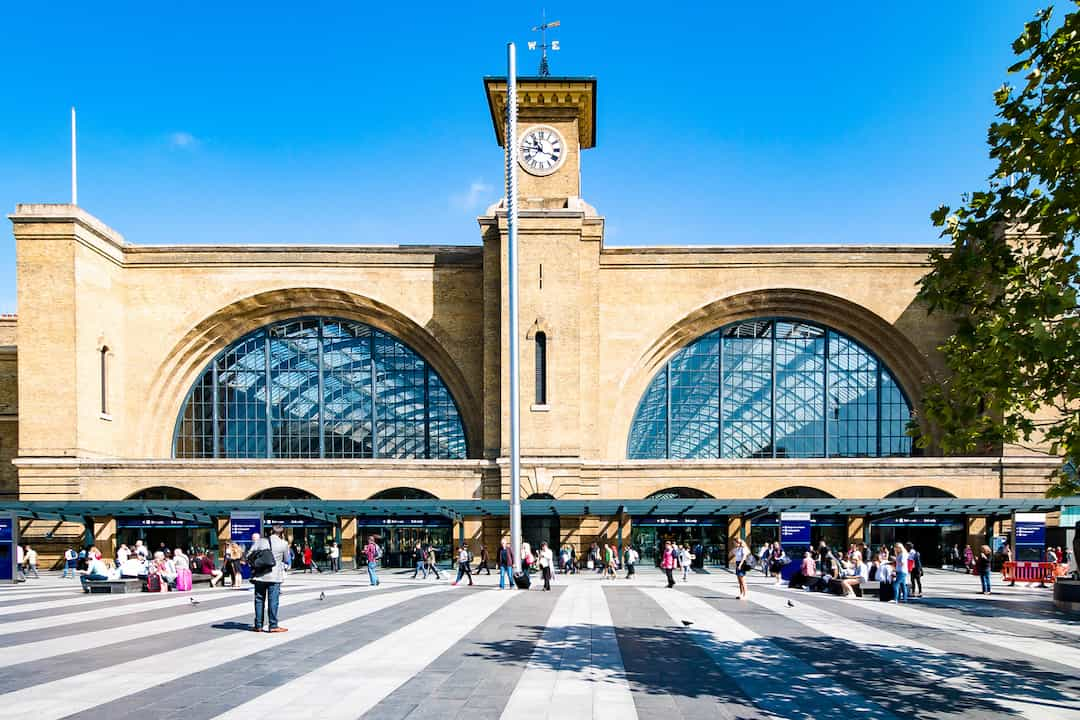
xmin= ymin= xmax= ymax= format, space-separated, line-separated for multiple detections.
xmin=631 ymin=519 xmax=727 ymax=567
xmin=355 ymin=517 xmax=452 ymax=568
xmin=116 ymin=518 xmax=216 ymax=556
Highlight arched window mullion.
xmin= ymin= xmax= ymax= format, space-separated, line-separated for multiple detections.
xmin=769 ymin=319 xmax=777 ymax=459
xmin=370 ymin=329 xmax=379 ymax=459
xmin=875 ymin=362 xmax=883 ymax=457
xmin=665 ymin=362 xmax=672 ymax=458
xmin=211 ymin=362 xmax=220 ymax=459
xmin=263 ymin=331 xmax=273 ymax=459
xmin=317 ymin=318 xmax=326 ymax=459
xmin=823 ymin=330 xmax=830 ymax=458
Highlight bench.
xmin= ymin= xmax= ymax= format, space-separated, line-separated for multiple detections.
xmin=827 ymin=578 xmax=863 ymax=598
xmin=192 ymin=573 xmax=214 ymax=587
xmin=85 ymin=578 xmax=143 ymax=594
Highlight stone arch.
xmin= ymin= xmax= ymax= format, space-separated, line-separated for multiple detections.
xmin=645 ymin=487 xmax=715 ymax=500
xmin=884 ymin=485 xmax=955 ymax=499
xmin=369 ymin=487 xmax=439 ymax=500
xmin=125 ymin=486 xmax=200 ymax=500
xmin=765 ymin=486 xmax=836 ymax=499
xmin=606 ymin=288 xmax=933 ymax=458
xmin=141 ymin=287 xmax=481 ymax=458
xmin=247 ymin=487 xmax=321 ymax=500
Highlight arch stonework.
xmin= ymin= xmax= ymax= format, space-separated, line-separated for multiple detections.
xmin=605 ymin=288 xmax=935 ymax=459
xmin=140 ymin=287 xmax=482 ymax=459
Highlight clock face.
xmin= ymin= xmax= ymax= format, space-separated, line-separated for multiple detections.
xmin=518 ymin=125 xmax=565 ymax=176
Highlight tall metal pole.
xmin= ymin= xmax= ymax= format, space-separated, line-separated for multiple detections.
xmin=71 ymin=107 xmax=78 ymax=206
xmin=506 ymin=42 xmax=522 ymax=571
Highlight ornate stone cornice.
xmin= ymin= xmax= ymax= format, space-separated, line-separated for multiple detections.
xmin=483 ymin=76 xmax=597 ymax=148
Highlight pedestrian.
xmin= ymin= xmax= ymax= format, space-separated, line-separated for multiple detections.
xmin=225 ymin=541 xmax=244 ymax=587
xmin=453 ymin=544 xmax=474 ymax=586
xmin=474 ymin=544 xmax=491 ymax=575
xmin=78 ymin=547 xmax=109 ymax=592
xmin=679 ymin=544 xmax=692 ymax=582
xmin=625 ymin=545 xmax=638 ymax=579
xmin=769 ymin=542 xmax=786 ymax=586
xmin=302 ymin=545 xmax=314 ymax=574
xmin=892 ymin=542 xmax=910 ymax=603
xmin=731 ymin=538 xmax=751 ymax=600
xmin=24 ymin=545 xmax=39 ymax=578
xmin=248 ymin=524 xmax=289 ymax=633
xmin=329 ymin=542 xmax=340 ymax=573
xmin=569 ymin=545 xmax=577 ymax=574
xmin=977 ymin=544 xmax=993 ymax=595
xmin=426 ymin=545 xmax=442 ymax=580
xmin=363 ymin=536 xmax=382 ymax=586
xmin=521 ymin=540 xmax=533 ymax=574
xmin=497 ymin=538 xmax=515 ymax=590
xmin=411 ymin=542 xmax=428 ymax=579
xmin=538 ymin=541 xmax=554 ymax=591
xmin=116 ymin=543 xmax=130 ymax=567
xmin=62 ymin=546 xmax=77 ymax=579
xmin=559 ymin=545 xmax=570 ymax=574
xmin=906 ymin=542 xmax=924 ymax=597
xmin=661 ymin=541 xmax=677 ymax=588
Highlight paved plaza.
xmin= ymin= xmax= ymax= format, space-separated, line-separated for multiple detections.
xmin=0 ymin=567 xmax=1077 ymax=719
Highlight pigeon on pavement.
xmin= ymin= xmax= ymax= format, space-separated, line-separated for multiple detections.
xmin=319 ymin=591 xmax=326 ymax=601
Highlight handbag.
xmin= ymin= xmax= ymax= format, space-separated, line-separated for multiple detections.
xmin=248 ymin=546 xmax=276 ymax=576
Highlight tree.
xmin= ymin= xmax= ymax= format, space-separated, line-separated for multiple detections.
xmin=917 ymin=4 xmax=1080 ymax=497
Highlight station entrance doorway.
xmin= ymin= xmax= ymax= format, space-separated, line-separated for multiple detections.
xmin=355 ymin=516 xmax=453 ymax=568
xmin=116 ymin=517 xmax=216 ymax=556
xmin=631 ymin=517 xmax=727 ymax=567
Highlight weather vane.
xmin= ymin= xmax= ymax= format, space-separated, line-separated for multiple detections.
xmin=528 ymin=10 xmax=560 ymax=76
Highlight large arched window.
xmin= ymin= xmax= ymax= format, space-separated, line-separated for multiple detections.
xmin=174 ymin=317 xmax=467 ymax=459
xmin=628 ymin=318 xmax=912 ymax=459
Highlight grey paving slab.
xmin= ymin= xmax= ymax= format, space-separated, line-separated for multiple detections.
xmin=362 ymin=586 xmax=561 ymax=720
xmin=0 ymin=583 xmax=415 ymax=694
xmin=62 ymin=586 xmax=468 ymax=720
xmin=604 ymin=585 xmax=768 ymax=720
xmin=744 ymin=584 xmax=1080 ymax=718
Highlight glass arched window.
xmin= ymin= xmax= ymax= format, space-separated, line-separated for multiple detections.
xmin=646 ymin=487 xmax=714 ymax=500
xmin=628 ymin=318 xmax=912 ymax=459
xmin=174 ymin=317 xmax=467 ymax=459
xmin=766 ymin=486 xmax=835 ymax=499
xmin=884 ymin=486 xmax=954 ymax=499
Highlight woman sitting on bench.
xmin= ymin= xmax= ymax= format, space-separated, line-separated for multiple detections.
xmin=838 ymin=552 xmax=868 ymax=598
xmin=79 ymin=547 xmax=109 ymax=593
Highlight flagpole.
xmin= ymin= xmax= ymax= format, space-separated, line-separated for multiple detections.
xmin=506 ymin=42 xmax=522 ymax=572
xmin=71 ymin=106 xmax=78 ymax=206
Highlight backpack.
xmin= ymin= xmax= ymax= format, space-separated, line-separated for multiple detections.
xmin=374 ymin=544 xmax=383 ymax=560
xmin=146 ymin=573 xmax=161 ymax=593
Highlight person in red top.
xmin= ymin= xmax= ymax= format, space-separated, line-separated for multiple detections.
xmin=660 ymin=541 xmax=677 ymax=588
xmin=200 ymin=551 xmax=224 ymax=587
xmin=302 ymin=545 xmax=314 ymax=573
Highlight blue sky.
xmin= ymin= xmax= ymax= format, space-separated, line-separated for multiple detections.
xmin=0 ymin=1 xmax=1044 ymax=312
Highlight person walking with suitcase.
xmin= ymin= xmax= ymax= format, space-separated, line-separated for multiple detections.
xmin=248 ymin=524 xmax=289 ymax=633
xmin=453 ymin=544 xmax=474 ymax=586
xmin=426 ymin=545 xmax=442 ymax=580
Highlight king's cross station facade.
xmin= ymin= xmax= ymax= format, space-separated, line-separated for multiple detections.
xmin=0 ymin=75 xmax=1071 ymax=570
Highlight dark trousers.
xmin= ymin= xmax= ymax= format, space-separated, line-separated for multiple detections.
xmin=911 ymin=572 xmax=922 ymax=594
xmin=664 ymin=568 xmax=675 ymax=588
xmin=455 ymin=562 xmax=473 ymax=585
xmin=542 ymin=566 xmax=552 ymax=590
xmin=253 ymin=581 xmax=281 ymax=629
xmin=475 ymin=560 xmax=491 ymax=575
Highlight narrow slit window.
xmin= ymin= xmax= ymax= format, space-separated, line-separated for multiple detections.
xmin=99 ymin=347 xmax=109 ymax=415
xmin=535 ymin=332 xmax=548 ymax=405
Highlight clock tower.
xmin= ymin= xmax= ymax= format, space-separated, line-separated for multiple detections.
xmin=483 ymin=76 xmax=596 ymax=207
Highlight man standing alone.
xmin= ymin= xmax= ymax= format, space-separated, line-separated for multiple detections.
xmin=497 ymin=538 xmax=514 ymax=590
xmin=363 ymin=536 xmax=381 ymax=586
xmin=248 ymin=524 xmax=289 ymax=633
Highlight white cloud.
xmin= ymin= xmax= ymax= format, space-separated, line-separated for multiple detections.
xmin=168 ymin=131 xmax=200 ymax=149
xmin=451 ymin=180 xmax=494 ymax=212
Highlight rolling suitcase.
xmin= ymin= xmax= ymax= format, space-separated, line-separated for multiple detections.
xmin=878 ymin=581 xmax=894 ymax=601
xmin=513 ymin=571 xmax=531 ymax=590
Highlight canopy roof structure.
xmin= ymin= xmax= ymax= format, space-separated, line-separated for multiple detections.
xmin=0 ymin=497 xmax=1074 ymax=524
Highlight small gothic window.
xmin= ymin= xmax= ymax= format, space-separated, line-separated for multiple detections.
xmin=100 ymin=347 xmax=109 ymax=415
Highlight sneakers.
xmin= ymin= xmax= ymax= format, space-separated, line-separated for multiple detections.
xmin=251 ymin=625 xmax=262 ymax=632
xmin=268 ymin=627 xmax=288 ymax=633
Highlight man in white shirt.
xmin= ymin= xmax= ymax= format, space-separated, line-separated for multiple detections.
xmin=119 ymin=555 xmax=147 ymax=578
xmin=15 ymin=544 xmax=25 ymax=582
xmin=329 ymin=542 xmax=340 ymax=573
xmin=117 ymin=544 xmax=130 ymax=566
xmin=25 ymin=546 xmax=39 ymax=578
